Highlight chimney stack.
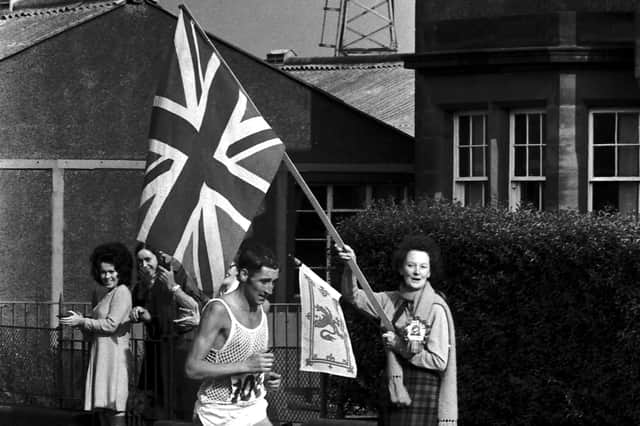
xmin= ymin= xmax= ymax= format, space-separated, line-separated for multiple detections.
xmin=266 ymin=49 xmax=297 ymax=65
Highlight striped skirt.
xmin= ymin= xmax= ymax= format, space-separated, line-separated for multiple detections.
xmin=380 ymin=363 xmax=440 ymax=426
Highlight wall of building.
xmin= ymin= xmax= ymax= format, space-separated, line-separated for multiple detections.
xmin=416 ymin=1 xmax=640 ymax=52
xmin=420 ymin=0 xmax=640 ymax=21
xmin=0 ymin=5 xmax=164 ymax=301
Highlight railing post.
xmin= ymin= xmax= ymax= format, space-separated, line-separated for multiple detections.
xmin=319 ymin=373 xmax=328 ymax=418
xmin=57 ymin=294 xmax=64 ymax=408
xmin=50 ymin=294 xmax=61 ymax=329
xmin=168 ymin=331 xmax=175 ymax=420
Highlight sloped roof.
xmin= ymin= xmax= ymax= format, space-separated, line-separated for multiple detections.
xmin=0 ymin=0 xmax=125 ymax=61
xmin=0 ymin=0 xmax=413 ymax=141
xmin=281 ymin=58 xmax=414 ymax=136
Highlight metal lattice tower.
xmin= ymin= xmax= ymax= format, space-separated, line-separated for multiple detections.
xmin=319 ymin=0 xmax=398 ymax=56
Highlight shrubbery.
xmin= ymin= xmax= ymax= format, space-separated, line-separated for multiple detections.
xmin=329 ymin=197 xmax=640 ymax=425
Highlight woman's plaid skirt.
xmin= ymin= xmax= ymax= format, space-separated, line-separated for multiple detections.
xmin=380 ymin=363 xmax=440 ymax=426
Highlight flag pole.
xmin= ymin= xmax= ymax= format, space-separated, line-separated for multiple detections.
xmin=282 ymin=154 xmax=393 ymax=331
xmin=180 ymin=5 xmax=393 ymax=331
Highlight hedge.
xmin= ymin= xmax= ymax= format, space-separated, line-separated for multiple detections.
xmin=327 ymin=198 xmax=640 ymax=425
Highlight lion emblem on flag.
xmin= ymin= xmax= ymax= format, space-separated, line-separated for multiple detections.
xmin=313 ymin=305 xmax=346 ymax=342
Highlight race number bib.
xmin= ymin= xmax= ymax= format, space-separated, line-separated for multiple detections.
xmin=230 ymin=373 xmax=265 ymax=403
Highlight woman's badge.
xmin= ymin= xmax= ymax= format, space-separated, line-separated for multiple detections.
xmin=405 ymin=318 xmax=427 ymax=353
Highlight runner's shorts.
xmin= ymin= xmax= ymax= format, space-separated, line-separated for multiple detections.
xmin=193 ymin=397 xmax=268 ymax=426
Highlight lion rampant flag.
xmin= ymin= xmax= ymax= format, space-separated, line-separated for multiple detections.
xmin=298 ymin=264 xmax=357 ymax=378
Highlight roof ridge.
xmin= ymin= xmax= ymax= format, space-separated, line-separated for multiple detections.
xmin=0 ymin=0 xmax=123 ymax=20
xmin=281 ymin=62 xmax=403 ymax=71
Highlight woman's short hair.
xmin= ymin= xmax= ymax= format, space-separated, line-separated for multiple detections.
xmin=90 ymin=242 xmax=133 ymax=286
xmin=236 ymin=241 xmax=279 ymax=277
xmin=392 ymin=235 xmax=443 ymax=284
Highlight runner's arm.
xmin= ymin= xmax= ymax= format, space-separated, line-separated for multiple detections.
xmin=184 ymin=301 xmax=273 ymax=380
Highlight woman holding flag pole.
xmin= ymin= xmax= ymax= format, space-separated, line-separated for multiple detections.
xmin=337 ymin=236 xmax=458 ymax=425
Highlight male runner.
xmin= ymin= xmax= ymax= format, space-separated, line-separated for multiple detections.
xmin=185 ymin=242 xmax=281 ymax=426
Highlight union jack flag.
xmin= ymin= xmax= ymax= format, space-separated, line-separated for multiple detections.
xmin=136 ymin=8 xmax=285 ymax=296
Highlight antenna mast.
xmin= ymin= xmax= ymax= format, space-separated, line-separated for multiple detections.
xmin=319 ymin=0 xmax=398 ymax=56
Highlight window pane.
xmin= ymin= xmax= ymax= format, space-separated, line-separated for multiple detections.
xmin=593 ymin=113 xmax=615 ymax=145
xmin=593 ymin=182 xmax=639 ymax=214
xmin=515 ymin=114 xmax=526 ymax=145
xmin=529 ymin=146 xmax=541 ymax=176
xmin=618 ymin=146 xmax=639 ymax=177
xmin=528 ymin=114 xmax=541 ymax=145
xmin=465 ymin=182 xmax=485 ymax=206
xmin=619 ymin=182 xmax=639 ymax=214
xmin=520 ymin=182 xmax=543 ymax=210
xmin=373 ymin=184 xmax=405 ymax=203
xmin=592 ymin=182 xmax=618 ymax=211
xmin=297 ymin=186 xmax=327 ymax=210
xmin=472 ymin=146 xmax=485 ymax=176
xmin=472 ymin=115 xmax=485 ymax=146
xmin=294 ymin=240 xmax=327 ymax=267
xmin=593 ymin=146 xmax=615 ymax=177
xmin=332 ymin=212 xmax=357 ymax=227
xmin=618 ymin=113 xmax=638 ymax=144
xmin=333 ymin=185 xmax=366 ymax=209
xmin=514 ymin=146 xmax=526 ymax=176
xmin=459 ymin=147 xmax=470 ymax=177
xmin=459 ymin=116 xmax=470 ymax=145
xmin=294 ymin=212 xmax=325 ymax=238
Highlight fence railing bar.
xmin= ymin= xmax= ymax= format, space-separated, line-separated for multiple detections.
xmin=0 ymin=301 xmax=321 ymax=423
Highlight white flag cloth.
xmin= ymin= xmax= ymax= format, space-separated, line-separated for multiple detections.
xmin=298 ymin=264 xmax=357 ymax=378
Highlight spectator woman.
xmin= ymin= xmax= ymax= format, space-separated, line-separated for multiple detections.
xmin=61 ymin=242 xmax=134 ymax=426
xmin=130 ymin=243 xmax=208 ymax=420
xmin=337 ymin=235 xmax=457 ymax=425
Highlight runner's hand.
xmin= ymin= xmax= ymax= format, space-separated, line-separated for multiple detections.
xmin=264 ymin=371 xmax=282 ymax=390
xmin=245 ymin=352 xmax=274 ymax=372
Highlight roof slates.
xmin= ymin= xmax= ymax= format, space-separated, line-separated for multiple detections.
xmin=283 ymin=62 xmax=414 ymax=136
xmin=0 ymin=0 xmax=124 ymax=61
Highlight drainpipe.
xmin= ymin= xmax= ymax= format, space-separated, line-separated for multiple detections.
xmin=635 ymin=6 xmax=640 ymax=85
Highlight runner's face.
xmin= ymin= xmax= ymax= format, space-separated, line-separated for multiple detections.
xmin=243 ymin=266 xmax=278 ymax=306
xmin=400 ymin=250 xmax=430 ymax=290
xmin=100 ymin=262 xmax=119 ymax=289
xmin=136 ymin=249 xmax=158 ymax=281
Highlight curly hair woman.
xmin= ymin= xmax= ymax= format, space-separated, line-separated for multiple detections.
xmin=61 ymin=242 xmax=134 ymax=426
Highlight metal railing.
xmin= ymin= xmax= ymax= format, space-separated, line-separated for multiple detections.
xmin=0 ymin=301 xmax=327 ymax=424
